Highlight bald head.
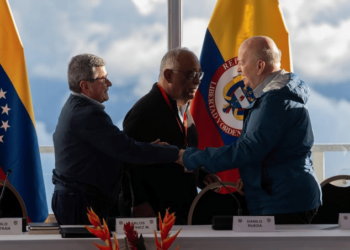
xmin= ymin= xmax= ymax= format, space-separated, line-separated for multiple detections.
xmin=237 ymin=36 xmax=281 ymax=89
xmin=240 ymin=36 xmax=281 ymax=70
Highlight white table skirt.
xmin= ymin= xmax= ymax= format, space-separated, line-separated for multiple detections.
xmin=0 ymin=224 xmax=349 ymax=250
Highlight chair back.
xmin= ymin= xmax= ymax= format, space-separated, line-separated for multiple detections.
xmin=312 ymin=175 xmax=350 ymax=224
xmin=0 ymin=179 xmax=28 ymax=224
xmin=187 ymin=181 xmax=236 ymax=225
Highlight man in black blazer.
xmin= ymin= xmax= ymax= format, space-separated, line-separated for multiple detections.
xmin=121 ymin=48 xmax=203 ymax=224
xmin=52 ymin=54 xmax=180 ymax=225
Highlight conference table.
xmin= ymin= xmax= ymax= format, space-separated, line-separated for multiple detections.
xmin=1 ymin=224 xmax=349 ymax=250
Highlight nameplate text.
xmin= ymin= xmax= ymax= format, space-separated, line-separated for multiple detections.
xmin=116 ymin=217 xmax=157 ymax=234
xmin=0 ymin=218 xmax=22 ymax=235
xmin=233 ymin=216 xmax=275 ymax=232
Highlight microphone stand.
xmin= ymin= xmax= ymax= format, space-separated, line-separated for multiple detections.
xmin=200 ymin=166 xmax=242 ymax=215
xmin=0 ymin=170 xmax=12 ymax=218
xmin=126 ymin=171 xmax=135 ymax=217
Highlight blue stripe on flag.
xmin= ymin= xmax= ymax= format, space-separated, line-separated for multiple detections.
xmin=0 ymin=64 xmax=48 ymax=222
xmin=199 ymin=29 xmax=239 ymax=145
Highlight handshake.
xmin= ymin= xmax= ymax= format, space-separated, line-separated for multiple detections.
xmin=176 ymin=149 xmax=185 ymax=167
xmin=152 ymin=139 xmax=185 ymax=167
xmin=174 ymin=148 xmax=244 ymax=195
xmin=153 ymin=139 xmax=244 ymax=194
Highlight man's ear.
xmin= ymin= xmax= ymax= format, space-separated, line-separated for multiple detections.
xmin=163 ymin=69 xmax=173 ymax=83
xmin=79 ymin=80 xmax=89 ymax=95
xmin=257 ymin=60 xmax=266 ymax=75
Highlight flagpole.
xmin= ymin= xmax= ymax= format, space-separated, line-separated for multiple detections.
xmin=167 ymin=0 xmax=182 ymax=50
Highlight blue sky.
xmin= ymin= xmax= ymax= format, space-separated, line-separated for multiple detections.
xmin=7 ymin=0 xmax=350 ymax=208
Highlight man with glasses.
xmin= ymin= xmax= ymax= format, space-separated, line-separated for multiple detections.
xmin=52 ymin=53 xmax=180 ymax=225
xmin=120 ymin=48 xmax=202 ymax=224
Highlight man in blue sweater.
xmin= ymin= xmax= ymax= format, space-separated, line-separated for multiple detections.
xmin=178 ymin=36 xmax=321 ymax=224
xmin=52 ymin=54 xmax=179 ymax=225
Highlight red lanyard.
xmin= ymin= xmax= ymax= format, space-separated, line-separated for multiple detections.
xmin=157 ymin=84 xmax=187 ymax=146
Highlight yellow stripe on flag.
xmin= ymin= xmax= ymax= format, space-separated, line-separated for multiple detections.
xmin=208 ymin=0 xmax=292 ymax=71
xmin=0 ymin=0 xmax=36 ymax=126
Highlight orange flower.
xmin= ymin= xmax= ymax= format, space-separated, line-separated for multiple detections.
xmin=154 ymin=209 xmax=181 ymax=250
xmin=85 ymin=207 xmax=119 ymax=250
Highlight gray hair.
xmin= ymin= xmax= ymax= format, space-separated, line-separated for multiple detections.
xmin=67 ymin=53 xmax=106 ymax=93
xmin=159 ymin=47 xmax=195 ymax=79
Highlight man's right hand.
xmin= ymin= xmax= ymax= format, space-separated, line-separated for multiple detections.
xmin=134 ymin=202 xmax=156 ymax=217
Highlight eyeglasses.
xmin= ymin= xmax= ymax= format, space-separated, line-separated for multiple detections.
xmin=84 ymin=77 xmax=109 ymax=84
xmin=171 ymin=70 xmax=204 ymax=80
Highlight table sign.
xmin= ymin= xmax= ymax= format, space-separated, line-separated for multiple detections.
xmin=339 ymin=213 xmax=350 ymax=229
xmin=233 ymin=216 xmax=275 ymax=232
xmin=116 ymin=217 xmax=157 ymax=234
xmin=0 ymin=218 xmax=22 ymax=235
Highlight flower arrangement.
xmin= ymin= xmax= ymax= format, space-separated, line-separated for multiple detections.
xmin=154 ymin=209 xmax=181 ymax=250
xmin=85 ymin=208 xmax=181 ymax=250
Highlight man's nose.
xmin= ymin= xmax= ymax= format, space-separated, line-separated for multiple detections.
xmin=193 ymin=75 xmax=200 ymax=85
xmin=107 ymin=79 xmax=112 ymax=87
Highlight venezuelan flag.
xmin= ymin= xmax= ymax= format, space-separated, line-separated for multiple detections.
xmin=191 ymin=0 xmax=292 ymax=193
xmin=0 ymin=0 xmax=48 ymax=222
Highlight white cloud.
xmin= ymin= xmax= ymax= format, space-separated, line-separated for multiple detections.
xmin=279 ymin=0 xmax=350 ymax=84
xmin=183 ymin=18 xmax=209 ymax=57
xmin=78 ymin=0 xmax=102 ymax=8
xmin=131 ymin=0 xmax=166 ymax=16
xmin=35 ymin=121 xmax=53 ymax=145
xmin=308 ymin=89 xmax=350 ymax=143
xmin=102 ymin=23 xmax=167 ymax=80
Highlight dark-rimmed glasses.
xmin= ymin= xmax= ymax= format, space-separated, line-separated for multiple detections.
xmin=84 ymin=77 xmax=109 ymax=84
xmin=171 ymin=70 xmax=204 ymax=80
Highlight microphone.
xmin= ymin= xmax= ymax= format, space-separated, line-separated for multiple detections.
xmin=0 ymin=169 xmax=12 ymax=218
xmin=200 ymin=166 xmax=242 ymax=216
xmin=126 ymin=171 xmax=135 ymax=217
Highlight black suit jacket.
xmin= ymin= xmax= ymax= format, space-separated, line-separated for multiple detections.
xmin=53 ymin=94 xmax=179 ymax=205
xmin=122 ymin=83 xmax=198 ymax=224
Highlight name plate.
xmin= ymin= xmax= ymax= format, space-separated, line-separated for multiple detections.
xmin=233 ymin=216 xmax=275 ymax=232
xmin=116 ymin=217 xmax=157 ymax=234
xmin=339 ymin=213 xmax=350 ymax=229
xmin=0 ymin=218 xmax=22 ymax=235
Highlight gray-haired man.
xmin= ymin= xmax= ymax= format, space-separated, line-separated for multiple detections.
xmin=52 ymin=53 xmax=179 ymax=225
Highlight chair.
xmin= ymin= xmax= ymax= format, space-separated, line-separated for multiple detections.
xmin=0 ymin=179 xmax=28 ymax=224
xmin=187 ymin=181 xmax=237 ymax=225
xmin=311 ymin=175 xmax=350 ymax=224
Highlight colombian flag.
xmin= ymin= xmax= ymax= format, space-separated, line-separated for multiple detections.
xmin=0 ymin=0 xmax=48 ymax=222
xmin=191 ymin=0 xmax=292 ymax=193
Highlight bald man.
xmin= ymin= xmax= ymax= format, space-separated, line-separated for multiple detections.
xmin=178 ymin=36 xmax=322 ymax=224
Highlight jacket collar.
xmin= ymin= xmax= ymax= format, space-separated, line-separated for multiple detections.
xmin=71 ymin=92 xmax=105 ymax=109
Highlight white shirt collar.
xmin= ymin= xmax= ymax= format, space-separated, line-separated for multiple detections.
xmin=71 ymin=92 xmax=105 ymax=109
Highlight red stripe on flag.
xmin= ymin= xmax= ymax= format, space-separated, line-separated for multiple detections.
xmin=0 ymin=166 xmax=5 ymax=181
xmin=191 ymin=91 xmax=223 ymax=149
